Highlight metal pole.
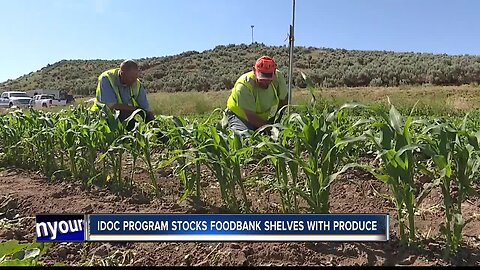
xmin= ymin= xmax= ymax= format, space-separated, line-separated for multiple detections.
xmin=251 ymin=25 xmax=255 ymax=44
xmin=287 ymin=0 xmax=296 ymax=113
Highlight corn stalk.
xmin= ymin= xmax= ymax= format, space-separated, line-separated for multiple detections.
xmin=419 ymin=115 xmax=480 ymax=256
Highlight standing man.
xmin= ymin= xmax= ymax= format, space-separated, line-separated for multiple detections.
xmin=91 ymin=59 xmax=154 ymax=130
xmin=226 ymin=56 xmax=288 ymax=133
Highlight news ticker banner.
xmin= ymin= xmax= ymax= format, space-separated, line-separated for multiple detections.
xmin=36 ymin=214 xmax=389 ymax=242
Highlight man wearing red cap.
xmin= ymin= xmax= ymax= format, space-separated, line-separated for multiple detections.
xmin=226 ymin=56 xmax=288 ymax=133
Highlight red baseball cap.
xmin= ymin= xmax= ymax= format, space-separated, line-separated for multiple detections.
xmin=254 ymin=56 xmax=276 ymax=81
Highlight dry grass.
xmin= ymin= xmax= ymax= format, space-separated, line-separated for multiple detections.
xmin=148 ymin=91 xmax=229 ymax=116
xmin=146 ymin=85 xmax=480 ymax=116
xmin=7 ymin=85 xmax=479 ymax=116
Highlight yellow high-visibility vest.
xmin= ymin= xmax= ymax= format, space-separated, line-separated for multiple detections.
xmin=90 ymin=68 xmax=140 ymax=112
xmin=226 ymin=71 xmax=280 ymax=121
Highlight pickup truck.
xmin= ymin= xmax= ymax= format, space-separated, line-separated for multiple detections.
xmin=30 ymin=94 xmax=67 ymax=108
xmin=0 ymin=91 xmax=33 ymax=108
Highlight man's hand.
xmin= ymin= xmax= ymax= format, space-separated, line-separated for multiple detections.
xmin=266 ymin=117 xmax=275 ymax=125
xmin=108 ymin=103 xmax=138 ymax=113
xmin=244 ymin=110 xmax=268 ymax=129
xmin=108 ymin=103 xmax=155 ymax=123
xmin=145 ymin=111 xmax=155 ymax=122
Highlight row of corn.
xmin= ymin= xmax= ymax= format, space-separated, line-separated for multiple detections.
xmin=0 ymin=97 xmax=479 ymax=256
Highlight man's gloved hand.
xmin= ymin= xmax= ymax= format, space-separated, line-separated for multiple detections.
xmin=154 ymin=130 xmax=169 ymax=144
xmin=257 ymin=125 xmax=272 ymax=136
xmin=145 ymin=111 xmax=155 ymax=122
xmin=266 ymin=117 xmax=276 ymax=125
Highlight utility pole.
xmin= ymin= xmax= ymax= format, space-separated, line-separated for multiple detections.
xmin=251 ymin=25 xmax=255 ymax=44
xmin=287 ymin=0 xmax=296 ymax=113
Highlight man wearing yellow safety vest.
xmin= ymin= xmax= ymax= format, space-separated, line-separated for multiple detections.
xmin=91 ymin=60 xmax=155 ymax=131
xmin=226 ymin=56 xmax=288 ymax=133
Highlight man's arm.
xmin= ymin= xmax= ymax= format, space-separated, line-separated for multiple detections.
xmin=136 ymin=84 xmax=155 ymax=121
xmin=98 ymin=77 xmax=135 ymax=111
xmin=244 ymin=110 xmax=269 ymax=129
xmin=98 ymin=76 xmax=118 ymax=108
xmin=236 ymin=84 xmax=269 ymax=129
xmin=98 ymin=76 xmax=149 ymax=115
xmin=109 ymin=103 xmax=138 ymax=112
xmin=109 ymin=101 xmax=153 ymax=122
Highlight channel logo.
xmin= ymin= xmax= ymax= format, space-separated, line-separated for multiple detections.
xmin=36 ymin=214 xmax=86 ymax=242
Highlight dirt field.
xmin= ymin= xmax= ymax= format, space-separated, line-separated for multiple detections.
xmin=1 ymin=166 xmax=479 ymax=266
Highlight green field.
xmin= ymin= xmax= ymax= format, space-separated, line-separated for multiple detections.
xmin=70 ymin=85 xmax=480 ymax=117
xmin=1 ymin=85 xmax=479 ymax=265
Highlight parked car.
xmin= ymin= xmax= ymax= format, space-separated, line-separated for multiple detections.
xmin=0 ymin=91 xmax=33 ymax=108
xmin=66 ymin=94 xmax=75 ymax=104
xmin=30 ymin=94 xmax=67 ymax=108
xmin=26 ymin=89 xmax=75 ymax=104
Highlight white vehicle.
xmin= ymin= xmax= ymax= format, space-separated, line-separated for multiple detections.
xmin=0 ymin=91 xmax=33 ymax=108
xmin=31 ymin=94 xmax=67 ymax=108
xmin=26 ymin=89 xmax=75 ymax=104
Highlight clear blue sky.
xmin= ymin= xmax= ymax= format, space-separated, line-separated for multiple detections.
xmin=1 ymin=0 xmax=480 ymax=82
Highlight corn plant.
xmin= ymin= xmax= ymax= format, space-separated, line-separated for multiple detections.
xmin=361 ymin=99 xmax=431 ymax=245
xmin=27 ymin=113 xmax=58 ymax=177
xmin=77 ymin=123 xmax=106 ymax=187
xmin=289 ymin=104 xmax=366 ymax=213
xmin=119 ymin=132 xmax=141 ymax=190
xmin=193 ymin=124 xmax=251 ymax=212
xmin=55 ymin=107 xmax=103 ymax=184
xmin=163 ymin=109 xmax=230 ymax=203
xmin=0 ymin=110 xmax=32 ymax=168
xmin=94 ymin=105 xmax=133 ymax=191
xmin=418 ymin=115 xmax=480 ymax=256
xmin=254 ymin=123 xmax=299 ymax=213
xmin=255 ymin=74 xmax=367 ymax=214
xmin=164 ymin=115 xmax=206 ymax=201
xmin=128 ymin=110 xmax=163 ymax=196
xmin=54 ymin=113 xmax=79 ymax=180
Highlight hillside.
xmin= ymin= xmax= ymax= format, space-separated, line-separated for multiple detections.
xmin=2 ymin=43 xmax=480 ymax=95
